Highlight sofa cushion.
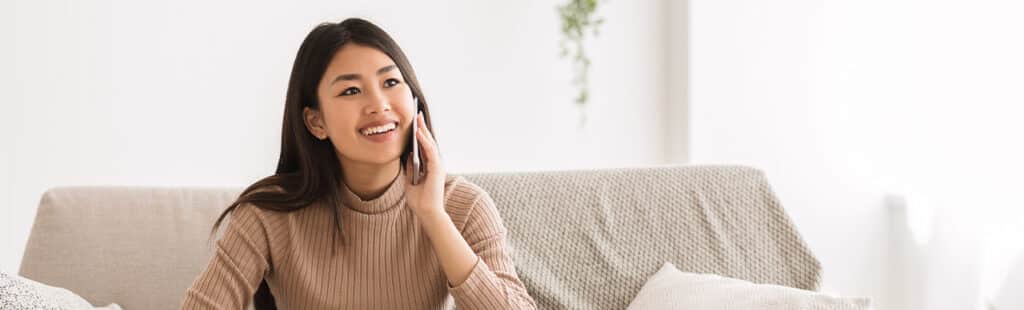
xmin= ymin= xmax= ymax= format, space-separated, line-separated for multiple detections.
xmin=0 ymin=271 xmax=122 ymax=310
xmin=626 ymin=262 xmax=868 ymax=310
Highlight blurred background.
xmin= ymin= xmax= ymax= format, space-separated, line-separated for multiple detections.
xmin=2 ymin=0 xmax=1022 ymax=309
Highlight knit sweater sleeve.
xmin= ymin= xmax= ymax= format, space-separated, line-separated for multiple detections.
xmin=180 ymin=204 xmax=272 ymax=310
xmin=448 ymin=189 xmax=538 ymax=309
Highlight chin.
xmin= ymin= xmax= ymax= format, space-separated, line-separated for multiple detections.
xmin=358 ymin=152 xmax=403 ymax=165
xmin=336 ymin=147 xmax=402 ymax=167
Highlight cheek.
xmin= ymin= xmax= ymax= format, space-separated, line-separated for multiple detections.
xmin=398 ymin=104 xmax=415 ymax=120
xmin=321 ymin=106 xmax=359 ymax=135
xmin=393 ymin=97 xmax=416 ymax=118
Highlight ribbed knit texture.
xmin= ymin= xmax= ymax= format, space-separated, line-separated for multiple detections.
xmin=180 ymin=173 xmax=537 ymax=310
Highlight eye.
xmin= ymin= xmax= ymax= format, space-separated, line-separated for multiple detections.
xmin=383 ymin=78 xmax=401 ymax=88
xmin=339 ymin=87 xmax=360 ymax=96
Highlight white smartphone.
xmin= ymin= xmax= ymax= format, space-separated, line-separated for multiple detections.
xmin=411 ymin=96 xmax=423 ymax=185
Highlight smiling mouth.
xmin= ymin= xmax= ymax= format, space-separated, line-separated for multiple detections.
xmin=359 ymin=122 xmax=398 ymax=136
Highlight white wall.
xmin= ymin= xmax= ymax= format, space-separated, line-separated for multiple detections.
xmin=689 ymin=0 xmax=1024 ymax=309
xmin=2 ymin=0 xmax=672 ymax=272
xmin=20 ymin=2 xmax=1022 ymax=308
xmin=2 ymin=0 xmax=15 ymax=279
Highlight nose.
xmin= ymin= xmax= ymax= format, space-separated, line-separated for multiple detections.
xmin=364 ymin=89 xmax=392 ymax=115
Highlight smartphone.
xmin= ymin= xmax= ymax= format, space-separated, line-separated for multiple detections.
xmin=411 ymin=96 xmax=423 ymax=185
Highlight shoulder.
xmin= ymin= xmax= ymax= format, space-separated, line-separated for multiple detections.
xmin=222 ymin=185 xmax=305 ymax=234
xmin=220 ymin=202 xmax=275 ymax=238
xmin=230 ymin=186 xmax=286 ymax=221
xmin=441 ymin=175 xmax=504 ymax=232
xmin=443 ymin=175 xmax=490 ymax=207
xmin=217 ymin=192 xmax=314 ymax=255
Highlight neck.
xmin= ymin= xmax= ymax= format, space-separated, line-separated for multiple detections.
xmin=339 ymin=157 xmax=401 ymax=201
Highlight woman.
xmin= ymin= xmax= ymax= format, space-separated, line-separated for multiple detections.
xmin=181 ymin=18 xmax=536 ymax=309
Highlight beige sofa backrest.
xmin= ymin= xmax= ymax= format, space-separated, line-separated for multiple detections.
xmin=20 ymin=187 xmax=240 ymax=309
xmin=20 ymin=165 xmax=819 ymax=310
xmin=462 ymin=165 xmax=820 ymax=309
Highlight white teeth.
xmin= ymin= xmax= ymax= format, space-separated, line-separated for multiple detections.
xmin=361 ymin=122 xmax=396 ymax=136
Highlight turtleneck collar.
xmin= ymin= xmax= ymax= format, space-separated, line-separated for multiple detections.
xmin=339 ymin=169 xmax=407 ymax=214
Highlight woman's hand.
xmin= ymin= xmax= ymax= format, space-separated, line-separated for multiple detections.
xmin=402 ymin=112 xmax=478 ymax=287
xmin=404 ymin=111 xmax=446 ymax=217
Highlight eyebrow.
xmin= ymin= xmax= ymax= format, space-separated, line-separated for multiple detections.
xmin=330 ymin=65 xmax=397 ymax=85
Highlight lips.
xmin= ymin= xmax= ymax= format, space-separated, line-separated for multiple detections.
xmin=359 ymin=123 xmax=399 ymax=143
xmin=357 ymin=119 xmax=399 ymax=136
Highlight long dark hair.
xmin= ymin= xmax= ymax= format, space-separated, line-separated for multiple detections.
xmin=209 ymin=18 xmax=436 ymax=309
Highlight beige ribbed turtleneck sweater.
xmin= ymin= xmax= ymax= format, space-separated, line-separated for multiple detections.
xmin=180 ymin=173 xmax=536 ymax=309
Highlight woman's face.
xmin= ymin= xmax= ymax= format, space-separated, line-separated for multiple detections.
xmin=309 ymin=43 xmax=416 ymax=167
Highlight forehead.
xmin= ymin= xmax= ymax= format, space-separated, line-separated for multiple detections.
xmin=324 ymin=43 xmax=396 ymax=75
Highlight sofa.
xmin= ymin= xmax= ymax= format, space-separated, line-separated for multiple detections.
xmin=18 ymin=165 xmax=821 ymax=309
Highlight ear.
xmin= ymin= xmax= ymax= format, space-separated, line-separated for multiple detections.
xmin=303 ymin=107 xmax=328 ymax=140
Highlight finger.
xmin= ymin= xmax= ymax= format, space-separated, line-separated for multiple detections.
xmin=416 ymin=112 xmax=439 ymax=160
xmin=416 ymin=126 xmax=439 ymax=165
xmin=417 ymin=112 xmax=434 ymax=141
xmin=418 ymin=112 xmax=440 ymax=151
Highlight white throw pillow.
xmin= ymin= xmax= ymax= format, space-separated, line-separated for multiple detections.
xmin=627 ymin=262 xmax=871 ymax=310
xmin=0 ymin=271 xmax=122 ymax=310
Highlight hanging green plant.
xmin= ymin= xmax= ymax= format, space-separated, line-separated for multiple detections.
xmin=558 ymin=0 xmax=605 ymax=120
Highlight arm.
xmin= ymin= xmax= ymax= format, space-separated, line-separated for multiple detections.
xmin=404 ymin=111 xmax=536 ymax=309
xmin=418 ymin=193 xmax=537 ymax=309
xmin=180 ymin=204 xmax=271 ymax=310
